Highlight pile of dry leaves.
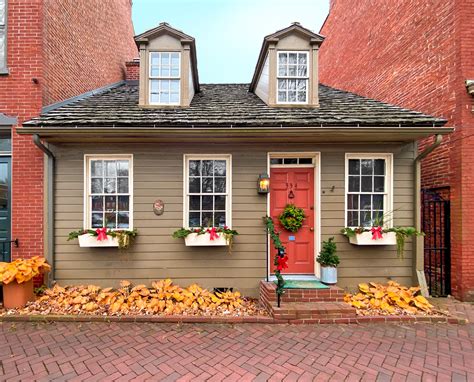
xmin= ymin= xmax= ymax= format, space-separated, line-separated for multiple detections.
xmin=344 ymin=281 xmax=437 ymax=316
xmin=7 ymin=279 xmax=267 ymax=317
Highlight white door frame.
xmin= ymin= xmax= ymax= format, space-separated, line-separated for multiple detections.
xmin=266 ymin=152 xmax=321 ymax=278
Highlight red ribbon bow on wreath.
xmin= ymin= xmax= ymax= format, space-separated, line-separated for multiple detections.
xmin=96 ymin=227 xmax=108 ymax=241
xmin=276 ymin=255 xmax=289 ymax=271
xmin=207 ymin=227 xmax=219 ymax=241
xmin=371 ymin=226 xmax=383 ymax=240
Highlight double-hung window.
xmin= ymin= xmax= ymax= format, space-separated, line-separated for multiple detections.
xmin=149 ymin=52 xmax=180 ymax=105
xmin=277 ymin=51 xmax=308 ymax=104
xmin=85 ymin=155 xmax=133 ymax=230
xmin=0 ymin=0 xmax=7 ymax=73
xmin=345 ymin=154 xmax=393 ymax=228
xmin=184 ymin=155 xmax=231 ymax=228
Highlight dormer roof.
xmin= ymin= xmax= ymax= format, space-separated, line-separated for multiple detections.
xmin=249 ymin=22 xmax=325 ymax=92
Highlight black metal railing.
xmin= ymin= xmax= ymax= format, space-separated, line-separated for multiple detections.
xmin=422 ymin=190 xmax=451 ymax=297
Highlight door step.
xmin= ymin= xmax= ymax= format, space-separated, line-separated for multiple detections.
xmin=270 ymin=301 xmax=357 ymax=324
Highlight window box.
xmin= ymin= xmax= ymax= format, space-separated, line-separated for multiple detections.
xmin=348 ymin=231 xmax=396 ymax=246
xmin=184 ymin=232 xmax=229 ymax=247
xmin=78 ymin=234 xmax=119 ymax=248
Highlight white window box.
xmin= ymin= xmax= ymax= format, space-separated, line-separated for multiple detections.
xmin=78 ymin=234 xmax=119 ymax=248
xmin=184 ymin=233 xmax=229 ymax=247
xmin=348 ymin=231 xmax=396 ymax=246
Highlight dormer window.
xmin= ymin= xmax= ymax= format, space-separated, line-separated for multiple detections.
xmin=277 ymin=51 xmax=308 ymax=104
xmin=149 ymin=52 xmax=181 ymax=105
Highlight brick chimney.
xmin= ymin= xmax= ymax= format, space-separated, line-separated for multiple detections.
xmin=125 ymin=59 xmax=140 ymax=84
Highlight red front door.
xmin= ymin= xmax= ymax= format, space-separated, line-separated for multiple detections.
xmin=270 ymin=167 xmax=315 ymax=274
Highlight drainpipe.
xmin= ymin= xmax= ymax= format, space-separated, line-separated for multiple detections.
xmin=33 ymin=134 xmax=55 ymax=287
xmin=414 ymin=134 xmax=443 ymax=296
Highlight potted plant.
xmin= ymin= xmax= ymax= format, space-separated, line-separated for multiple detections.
xmin=68 ymin=228 xmax=138 ymax=249
xmin=317 ymin=237 xmax=340 ymax=285
xmin=172 ymin=226 xmax=239 ymax=254
xmin=0 ymin=256 xmax=51 ymax=309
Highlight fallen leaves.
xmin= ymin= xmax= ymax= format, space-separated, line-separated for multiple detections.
xmin=344 ymin=281 xmax=435 ymax=316
xmin=0 ymin=257 xmax=51 ymax=284
xmin=11 ymin=279 xmax=267 ymax=317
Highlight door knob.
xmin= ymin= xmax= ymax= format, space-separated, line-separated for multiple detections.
xmin=310 ymin=227 xmax=314 ymax=232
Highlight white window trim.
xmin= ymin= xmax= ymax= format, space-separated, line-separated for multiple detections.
xmin=276 ymin=50 xmax=309 ymax=105
xmin=183 ymin=154 xmax=232 ymax=229
xmin=0 ymin=0 xmax=8 ymax=73
xmin=344 ymin=153 xmax=393 ymax=229
xmin=149 ymin=51 xmax=181 ymax=105
xmin=84 ymin=154 xmax=134 ymax=230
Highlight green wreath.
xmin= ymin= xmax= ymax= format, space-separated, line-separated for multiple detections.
xmin=278 ymin=204 xmax=306 ymax=233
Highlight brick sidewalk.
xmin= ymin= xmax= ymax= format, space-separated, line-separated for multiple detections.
xmin=0 ymin=322 xmax=473 ymax=381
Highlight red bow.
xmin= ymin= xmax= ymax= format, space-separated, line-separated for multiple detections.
xmin=277 ymin=256 xmax=289 ymax=271
xmin=371 ymin=226 xmax=383 ymax=240
xmin=96 ymin=227 xmax=108 ymax=241
xmin=207 ymin=227 xmax=219 ymax=241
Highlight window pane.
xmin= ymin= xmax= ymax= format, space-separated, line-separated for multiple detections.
xmin=361 ymin=159 xmax=373 ymax=175
xmin=288 ymin=66 xmax=297 ymax=76
xmin=150 ymin=80 xmax=159 ymax=93
xmin=189 ymin=160 xmax=201 ymax=176
xmin=347 ymin=194 xmax=358 ymax=210
xmin=349 ymin=159 xmax=360 ymax=175
xmin=214 ymin=195 xmax=226 ymax=210
xmin=171 ymin=53 xmax=180 ymax=67
xmin=347 ymin=211 xmax=359 ymax=227
xmin=189 ymin=195 xmax=200 ymax=211
xmin=288 ymin=79 xmax=296 ymax=90
xmin=161 ymin=53 xmax=170 ymax=66
xmin=297 ymin=65 xmax=307 ymax=77
xmin=361 ymin=176 xmax=373 ymax=192
xmin=374 ymin=159 xmax=385 ymax=175
xmin=360 ymin=194 xmax=371 ymax=210
xmin=372 ymin=211 xmax=384 ymax=225
xmin=92 ymin=213 xmax=103 ymax=228
xmin=278 ymin=66 xmax=287 ymax=76
xmin=270 ymin=158 xmax=283 ymax=165
xmin=91 ymin=160 xmax=103 ymax=177
xmin=170 ymin=93 xmax=179 ymax=103
xmin=118 ymin=196 xmax=129 ymax=211
xmin=299 ymin=158 xmax=312 ymax=164
xmin=214 ymin=177 xmax=226 ymax=193
xmin=150 ymin=67 xmax=160 ymax=77
xmin=278 ymin=79 xmax=287 ymax=90
xmin=283 ymin=158 xmax=298 ymax=164
xmin=297 ymin=80 xmax=306 ymax=90
xmin=0 ymin=32 xmax=4 ymax=69
xmin=360 ymin=211 xmax=372 ymax=227
xmin=288 ymin=91 xmax=296 ymax=102
xmin=150 ymin=53 xmax=160 ymax=65
xmin=117 ymin=212 xmax=129 ymax=228
xmin=214 ymin=212 xmax=226 ymax=227
xmin=105 ymin=196 xmax=116 ymax=211
xmin=202 ymin=195 xmax=213 ymax=210
xmin=278 ymin=53 xmax=287 ymax=65
xmin=189 ymin=212 xmax=200 ymax=227
xmin=202 ymin=177 xmax=213 ymax=193
xmin=150 ymin=93 xmax=159 ymax=103
xmin=202 ymin=160 xmax=213 ymax=176
xmin=297 ymin=92 xmax=306 ymax=102
xmin=189 ymin=177 xmax=200 ymax=193
xmin=91 ymin=178 xmax=103 ymax=193
xmin=289 ymin=53 xmax=297 ymax=64
xmin=374 ymin=176 xmax=385 ymax=192
xmin=170 ymin=80 xmax=180 ymax=91
xmin=105 ymin=161 xmax=117 ymax=176
xmin=214 ymin=160 xmax=226 ymax=176
xmin=104 ymin=178 xmax=116 ymax=193
xmin=298 ymin=53 xmax=307 ymax=65
xmin=118 ymin=178 xmax=129 ymax=193
xmin=105 ymin=213 xmax=116 ymax=229
xmin=117 ymin=161 xmax=129 ymax=176
xmin=161 ymin=67 xmax=170 ymax=77
xmin=92 ymin=196 xmax=103 ymax=211
xmin=202 ymin=212 xmax=213 ymax=227
xmin=372 ymin=194 xmax=384 ymax=210
xmin=278 ymin=91 xmax=287 ymax=102
xmin=348 ymin=176 xmax=360 ymax=192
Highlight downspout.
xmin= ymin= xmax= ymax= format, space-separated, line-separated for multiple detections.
xmin=33 ymin=134 xmax=55 ymax=286
xmin=414 ymin=134 xmax=443 ymax=296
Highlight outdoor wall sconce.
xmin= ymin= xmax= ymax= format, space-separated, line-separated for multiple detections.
xmin=466 ymin=80 xmax=474 ymax=96
xmin=257 ymin=173 xmax=270 ymax=194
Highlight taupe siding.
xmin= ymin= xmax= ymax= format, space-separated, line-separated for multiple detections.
xmin=53 ymin=142 xmax=415 ymax=296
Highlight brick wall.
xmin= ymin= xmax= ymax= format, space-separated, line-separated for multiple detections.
xmin=319 ymin=0 xmax=474 ymax=300
xmin=0 ymin=0 xmax=136 ymax=266
xmin=125 ymin=60 xmax=140 ymax=82
xmin=42 ymin=0 xmax=137 ymax=105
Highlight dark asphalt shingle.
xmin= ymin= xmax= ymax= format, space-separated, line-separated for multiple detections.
xmin=24 ymin=83 xmax=446 ymax=128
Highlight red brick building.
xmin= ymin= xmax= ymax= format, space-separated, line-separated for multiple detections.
xmin=319 ymin=0 xmax=474 ymax=301
xmin=0 ymin=0 xmax=137 ymax=265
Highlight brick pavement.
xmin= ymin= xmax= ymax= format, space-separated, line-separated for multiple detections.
xmin=0 ymin=321 xmax=473 ymax=381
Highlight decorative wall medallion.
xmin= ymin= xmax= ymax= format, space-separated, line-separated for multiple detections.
xmin=153 ymin=199 xmax=165 ymax=215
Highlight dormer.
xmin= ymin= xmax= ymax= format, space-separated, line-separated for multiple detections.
xmin=135 ymin=22 xmax=200 ymax=108
xmin=249 ymin=23 xmax=324 ymax=107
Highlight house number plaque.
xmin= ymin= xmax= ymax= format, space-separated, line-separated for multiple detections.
xmin=153 ymin=199 xmax=165 ymax=216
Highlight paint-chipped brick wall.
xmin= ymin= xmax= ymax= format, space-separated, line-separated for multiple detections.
xmin=319 ymin=0 xmax=474 ymax=301
xmin=0 ymin=0 xmax=136 ymax=263
xmin=43 ymin=0 xmax=137 ymax=105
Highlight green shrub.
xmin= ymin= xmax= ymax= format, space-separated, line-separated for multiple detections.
xmin=317 ymin=237 xmax=340 ymax=267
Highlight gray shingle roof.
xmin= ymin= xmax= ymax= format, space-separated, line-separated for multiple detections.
xmin=24 ymin=83 xmax=446 ymax=128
